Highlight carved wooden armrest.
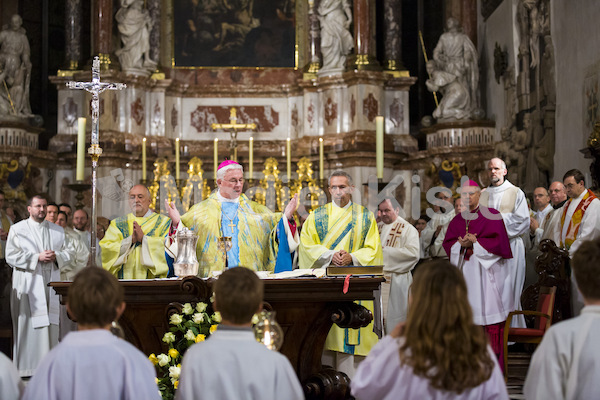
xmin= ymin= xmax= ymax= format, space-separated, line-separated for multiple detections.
xmin=331 ymin=302 xmax=372 ymax=329
xmin=504 ymin=310 xmax=551 ymax=330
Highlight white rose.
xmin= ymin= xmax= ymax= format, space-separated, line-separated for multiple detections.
xmin=181 ymin=303 xmax=194 ymax=315
xmin=192 ymin=313 xmax=204 ymax=324
xmin=169 ymin=365 xmax=181 ymax=379
xmin=157 ymin=353 xmax=171 ymax=367
xmin=212 ymin=312 xmax=222 ymax=323
xmin=162 ymin=332 xmax=176 ymax=344
xmin=184 ymin=329 xmax=196 ymax=341
xmin=196 ymin=302 xmax=207 ymax=312
xmin=170 ymin=313 xmax=183 ymax=325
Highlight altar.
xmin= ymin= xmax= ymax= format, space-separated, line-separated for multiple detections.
xmin=51 ymin=276 xmax=383 ymax=400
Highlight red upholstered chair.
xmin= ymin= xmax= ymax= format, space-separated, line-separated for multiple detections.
xmin=503 ymin=286 xmax=556 ymax=379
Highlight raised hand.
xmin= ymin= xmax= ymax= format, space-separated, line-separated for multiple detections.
xmin=284 ymin=194 xmax=299 ymax=220
xmin=165 ymin=199 xmax=181 ymax=226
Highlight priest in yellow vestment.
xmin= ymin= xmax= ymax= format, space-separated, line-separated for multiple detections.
xmin=100 ymin=184 xmax=171 ymax=279
xmin=166 ymin=160 xmax=298 ymax=275
xmin=299 ymin=170 xmax=383 ymax=363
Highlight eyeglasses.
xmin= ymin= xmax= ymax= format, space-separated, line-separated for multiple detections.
xmin=225 ymin=178 xmax=244 ymax=184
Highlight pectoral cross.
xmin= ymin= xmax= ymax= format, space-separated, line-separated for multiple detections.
xmin=67 ymin=56 xmax=126 ymax=266
xmin=211 ymin=107 xmax=257 ymax=161
xmin=227 ymin=220 xmax=236 ymax=230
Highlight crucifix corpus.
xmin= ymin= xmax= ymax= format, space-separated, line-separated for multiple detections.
xmin=211 ymin=107 xmax=257 ymax=162
xmin=67 ymin=56 xmax=126 ymax=266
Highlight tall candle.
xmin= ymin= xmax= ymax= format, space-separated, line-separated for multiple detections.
xmin=142 ymin=137 xmax=147 ymax=180
xmin=214 ymin=138 xmax=219 ymax=180
xmin=175 ymin=138 xmax=180 ymax=180
xmin=286 ymin=138 xmax=291 ymax=181
xmin=319 ymin=137 xmax=324 ymax=180
xmin=375 ymin=116 xmax=384 ymax=179
xmin=76 ymin=117 xmax=86 ymax=181
xmin=249 ymin=137 xmax=254 ymax=179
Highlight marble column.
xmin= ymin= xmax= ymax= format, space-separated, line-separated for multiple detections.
xmin=348 ymin=0 xmax=380 ymax=70
xmin=60 ymin=0 xmax=82 ymax=74
xmin=383 ymin=0 xmax=407 ymax=75
xmin=92 ymin=0 xmax=116 ymax=70
xmin=303 ymin=0 xmax=321 ymax=78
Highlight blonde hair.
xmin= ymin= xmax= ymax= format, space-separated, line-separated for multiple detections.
xmin=399 ymin=260 xmax=494 ymax=393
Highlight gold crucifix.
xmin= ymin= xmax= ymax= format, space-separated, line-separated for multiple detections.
xmin=211 ymin=107 xmax=257 ymax=161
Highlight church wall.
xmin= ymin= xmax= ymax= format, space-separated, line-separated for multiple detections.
xmin=551 ymin=0 xmax=600 ymax=182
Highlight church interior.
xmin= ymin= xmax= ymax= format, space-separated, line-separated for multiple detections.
xmin=1 ymin=0 xmax=600 ymax=398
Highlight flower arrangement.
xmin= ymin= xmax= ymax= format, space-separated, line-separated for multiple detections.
xmin=148 ymin=302 xmax=221 ymax=400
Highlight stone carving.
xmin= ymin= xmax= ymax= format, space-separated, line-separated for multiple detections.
xmin=432 ymin=17 xmax=480 ymax=119
xmin=0 ymin=14 xmax=32 ymax=118
xmin=318 ymin=0 xmax=353 ymax=75
xmin=425 ymin=60 xmax=470 ymax=121
xmin=115 ymin=0 xmax=157 ymax=74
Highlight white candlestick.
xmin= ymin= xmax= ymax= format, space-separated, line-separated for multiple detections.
xmin=286 ymin=138 xmax=291 ymax=181
xmin=76 ymin=117 xmax=86 ymax=181
xmin=375 ymin=116 xmax=384 ymax=179
xmin=214 ymin=138 xmax=219 ymax=180
xmin=142 ymin=137 xmax=147 ymax=180
xmin=249 ymin=137 xmax=254 ymax=179
xmin=319 ymin=137 xmax=324 ymax=181
xmin=175 ymin=138 xmax=180 ymax=180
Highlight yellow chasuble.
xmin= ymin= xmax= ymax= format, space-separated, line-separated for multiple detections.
xmin=100 ymin=212 xmax=171 ymax=279
xmin=180 ymin=193 xmax=281 ymax=274
xmin=299 ymin=202 xmax=383 ymax=356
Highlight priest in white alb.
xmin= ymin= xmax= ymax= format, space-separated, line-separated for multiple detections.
xmin=166 ymin=160 xmax=299 ymax=274
xmin=5 ymin=194 xmax=76 ymax=377
xmin=479 ymin=157 xmax=529 ymax=328
xmin=377 ymin=198 xmax=420 ymax=332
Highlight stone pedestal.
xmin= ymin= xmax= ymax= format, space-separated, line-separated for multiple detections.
xmin=423 ymin=120 xmax=496 ymax=149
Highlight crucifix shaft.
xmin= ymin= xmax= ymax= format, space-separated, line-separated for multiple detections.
xmin=211 ymin=107 xmax=257 ymax=161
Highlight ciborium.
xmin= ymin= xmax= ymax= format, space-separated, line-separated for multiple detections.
xmin=173 ymin=227 xmax=200 ymax=277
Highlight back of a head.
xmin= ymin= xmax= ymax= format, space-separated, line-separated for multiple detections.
xmin=214 ymin=267 xmax=264 ymax=325
xmin=572 ymin=240 xmax=600 ymax=302
xmin=401 ymin=260 xmax=494 ymax=393
xmin=68 ymin=267 xmax=124 ymax=328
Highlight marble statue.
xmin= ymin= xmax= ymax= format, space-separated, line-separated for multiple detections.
xmin=318 ymin=0 xmax=353 ymax=75
xmin=0 ymin=14 xmax=32 ymax=118
xmin=433 ymin=17 xmax=479 ymax=119
xmin=115 ymin=0 xmax=157 ymax=73
xmin=425 ymin=60 xmax=469 ymax=121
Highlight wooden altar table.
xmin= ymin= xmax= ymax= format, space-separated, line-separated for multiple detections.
xmin=51 ymin=276 xmax=383 ymax=400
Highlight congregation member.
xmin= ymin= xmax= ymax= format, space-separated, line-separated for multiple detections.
xmin=524 ymin=239 xmax=600 ymax=400
xmin=58 ymin=203 xmax=73 ymax=227
xmin=0 ymin=352 xmax=23 ymax=400
xmin=377 ymin=198 xmax=420 ymax=332
xmin=23 ymin=267 xmax=161 ymax=400
xmin=351 ymin=260 xmax=508 ymax=400
xmin=176 ymin=267 xmax=303 ymax=400
xmin=5 ymin=194 xmax=75 ymax=377
xmin=541 ymin=181 xmax=568 ymax=242
xmin=443 ymin=180 xmax=513 ymax=370
xmin=166 ymin=160 xmax=299 ymax=274
xmin=299 ymin=170 xmax=382 ymax=377
xmin=45 ymin=202 xmax=59 ymax=223
xmin=479 ymin=157 xmax=529 ymax=328
xmin=101 ymin=184 xmax=171 ymax=279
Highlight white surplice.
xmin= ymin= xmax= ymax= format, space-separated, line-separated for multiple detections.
xmin=22 ymin=329 xmax=161 ymax=400
xmin=176 ymin=326 xmax=304 ymax=400
xmin=351 ymin=335 xmax=508 ymax=400
xmin=74 ymin=228 xmax=102 ymax=267
xmin=5 ymin=218 xmax=75 ymax=377
xmin=378 ymin=216 xmax=420 ymax=332
xmin=531 ymin=204 xmax=553 ymax=248
xmin=430 ymin=209 xmax=456 ymax=258
xmin=524 ymin=305 xmax=600 ymax=400
xmin=479 ymin=180 xmax=529 ymax=328
xmin=558 ymin=189 xmax=600 ymax=257
xmin=0 ymin=352 xmax=24 ymax=400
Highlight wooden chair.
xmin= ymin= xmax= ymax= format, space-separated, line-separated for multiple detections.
xmin=503 ymin=286 xmax=556 ymax=378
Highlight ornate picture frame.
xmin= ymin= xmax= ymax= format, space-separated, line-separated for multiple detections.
xmin=172 ymin=0 xmax=298 ymax=68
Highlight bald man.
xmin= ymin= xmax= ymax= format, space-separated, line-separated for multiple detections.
xmin=542 ymin=181 xmax=568 ymax=242
xmin=479 ymin=157 xmax=530 ymax=328
xmin=100 ymin=185 xmax=171 ymax=279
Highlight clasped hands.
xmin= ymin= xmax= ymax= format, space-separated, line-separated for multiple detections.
xmin=457 ymin=232 xmax=477 ymax=248
xmin=131 ymin=221 xmax=144 ymax=244
xmin=38 ymin=250 xmax=56 ymax=263
xmin=332 ymin=250 xmax=352 ymax=266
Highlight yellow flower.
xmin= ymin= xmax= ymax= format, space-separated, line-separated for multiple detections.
xmin=212 ymin=312 xmax=222 ymax=323
xmin=173 ymin=380 xmax=179 ymax=390
xmin=148 ymin=353 xmax=158 ymax=365
xmin=168 ymin=348 xmax=179 ymax=359
xmin=195 ymin=334 xmax=206 ymax=342
xmin=210 ymin=325 xmax=218 ymax=334
xmin=155 ymin=377 xmax=159 ymax=384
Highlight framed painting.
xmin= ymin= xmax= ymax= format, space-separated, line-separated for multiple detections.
xmin=172 ymin=0 xmax=298 ymax=68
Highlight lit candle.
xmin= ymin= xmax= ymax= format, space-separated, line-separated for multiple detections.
xmin=175 ymin=138 xmax=180 ymax=180
xmin=375 ymin=116 xmax=384 ymax=179
xmin=249 ymin=137 xmax=254 ymax=179
xmin=142 ymin=137 xmax=147 ymax=180
xmin=286 ymin=138 xmax=291 ymax=181
xmin=319 ymin=137 xmax=324 ymax=180
xmin=76 ymin=117 xmax=86 ymax=181
xmin=214 ymin=138 xmax=219 ymax=180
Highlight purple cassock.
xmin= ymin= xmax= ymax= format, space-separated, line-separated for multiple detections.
xmin=443 ymin=206 xmax=513 ymax=261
